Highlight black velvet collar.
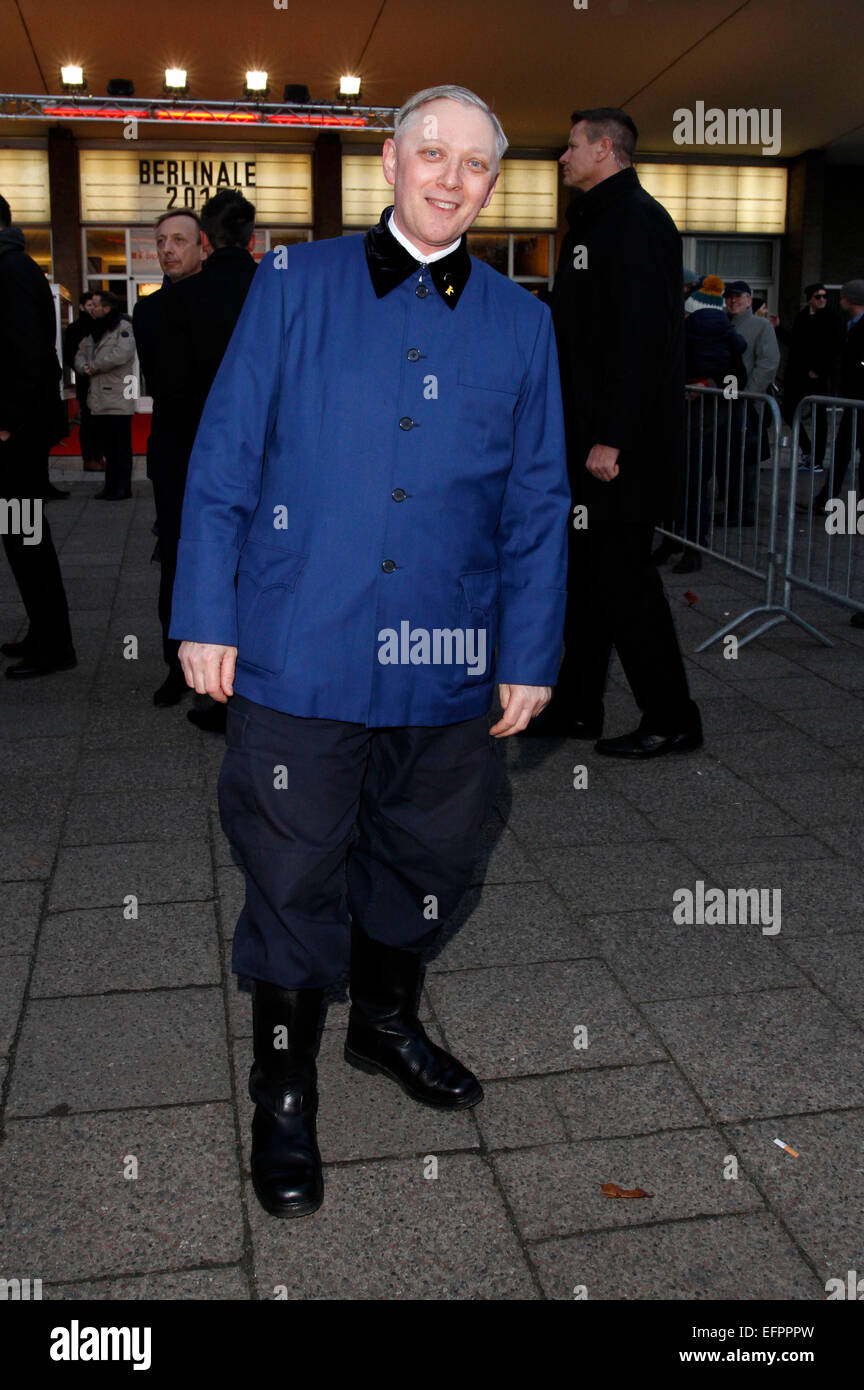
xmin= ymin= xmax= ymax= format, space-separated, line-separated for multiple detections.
xmin=364 ymin=206 xmax=471 ymax=309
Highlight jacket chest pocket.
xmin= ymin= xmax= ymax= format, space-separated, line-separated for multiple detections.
xmin=455 ymin=361 xmax=520 ymax=456
xmin=236 ymin=543 xmax=309 ymax=676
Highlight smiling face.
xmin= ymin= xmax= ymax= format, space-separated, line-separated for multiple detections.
xmin=382 ymin=98 xmax=499 ymax=258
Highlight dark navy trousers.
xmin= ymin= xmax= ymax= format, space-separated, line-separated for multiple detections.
xmin=219 ymin=694 xmax=496 ymax=989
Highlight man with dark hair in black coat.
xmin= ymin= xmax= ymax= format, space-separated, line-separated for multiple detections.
xmin=782 ymin=283 xmax=843 ymax=470
xmin=150 ymin=190 xmax=258 ymax=731
xmin=0 ymin=193 xmax=76 ymax=679
xmin=64 ymin=290 xmax=104 ymax=473
xmin=525 ymin=108 xmax=701 ymax=757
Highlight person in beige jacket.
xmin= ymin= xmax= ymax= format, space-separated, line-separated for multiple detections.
xmin=74 ymin=291 xmax=137 ymax=499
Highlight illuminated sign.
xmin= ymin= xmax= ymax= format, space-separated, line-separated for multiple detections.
xmin=0 ymin=147 xmax=50 ymax=222
xmin=635 ymin=164 xmax=788 ymax=234
xmin=79 ymin=148 xmax=312 ymax=224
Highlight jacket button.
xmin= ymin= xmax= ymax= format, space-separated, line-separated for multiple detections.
xmin=415 ymin=284 xmax=429 ymax=298
xmin=391 ymin=488 xmax=407 ymax=502
xmin=381 ymin=559 xmax=397 ymax=573
xmin=407 ymin=348 xmax=421 ymax=361
xmin=399 ymin=416 xmax=415 ymax=431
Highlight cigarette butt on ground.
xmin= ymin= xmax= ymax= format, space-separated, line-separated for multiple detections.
xmin=773 ymin=1138 xmax=799 ymax=1157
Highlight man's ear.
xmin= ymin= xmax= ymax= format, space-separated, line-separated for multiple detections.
xmin=200 ymin=230 xmax=213 ymax=257
xmin=481 ymin=171 xmax=500 ymax=211
xmin=382 ymin=137 xmax=397 ymax=189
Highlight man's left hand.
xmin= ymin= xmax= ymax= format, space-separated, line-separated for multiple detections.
xmin=585 ymin=443 xmax=620 ymax=481
xmin=491 ymin=684 xmax=552 ymax=737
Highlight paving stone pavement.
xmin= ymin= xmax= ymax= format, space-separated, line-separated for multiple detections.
xmin=1 ymin=473 xmax=862 ymax=1302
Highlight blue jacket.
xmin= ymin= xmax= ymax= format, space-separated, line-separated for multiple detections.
xmin=169 ymin=215 xmax=570 ymax=727
xmin=685 ymin=308 xmax=747 ymax=384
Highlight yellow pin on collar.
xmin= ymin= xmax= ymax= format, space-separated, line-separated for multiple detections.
xmin=445 ymin=284 xmax=454 ymax=296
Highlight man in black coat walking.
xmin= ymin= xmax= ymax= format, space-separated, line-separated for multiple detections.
xmin=133 ymin=210 xmax=203 ymax=706
xmin=0 ymin=194 xmax=76 ymax=679
xmin=155 ymin=190 xmax=258 ymax=732
xmin=527 ymin=107 xmax=701 ymax=757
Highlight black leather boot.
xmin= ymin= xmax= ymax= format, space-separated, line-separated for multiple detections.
xmin=344 ymin=923 xmax=483 ymax=1109
xmin=249 ymin=981 xmax=325 ymax=1218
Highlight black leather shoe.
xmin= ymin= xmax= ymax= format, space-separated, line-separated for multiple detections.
xmin=153 ymin=669 xmax=189 ymax=706
xmin=249 ymin=982 xmax=324 ymax=1219
xmin=595 ymin=726 xmax=703 ymax=758
xmin=651 ymin=538 xmax=683 ymax=565
xmin=850 ymin=611 xmax=864 ymax=629
xmin=187 ymin=702 xmax=228 ymax=734
xmin=344 ymin=923 xmax=482 ymax=1109
xmin=672 ymin=549 xmax=702 ymax=574
xmin=1 ymin=639 xmax=31 ymax=659
xmin=4 ymin=651 xmax=77 ymax=679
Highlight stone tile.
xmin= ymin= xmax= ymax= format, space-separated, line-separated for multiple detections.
xmin=0 ymin=736 xmax=79 ymax=782
xmin=755 ymin=770 xmax=864 ymax=824
xmin=47 ymin=1267 xmax=249 ymax=1299
xmin=0 ymin=823 xmax=60 ymax=881
xmin=472 ymin=827 xmax=542 ymax=885
xmin=250 ymin=1154 xmax=536 ymax=1299
xmin=30 ymin=903 xmax=221 ymax=997
xmin=0 ymin=954 xmax=30 ymax=1056
xmin=644 ymin=990 xmax=864 ymax=1122
xmin=537 ymin=843 xmax=702 ymax=914
xmin=550 ymin=1061 xmax=707 ymax=1142
xmin=7 ymin=989 xmax=230 ymax=1116
xmin=709 ymin=729 xmax=845 ymax=777
xmin=493 ymin=1129 xmax=762 ymax=1240
xmin=1 ymin=702 xmax=90 ymax=741
xmin=82 ymin=698 xmax=200 ymax=751
xmin=473 ymin=1076 xmax=570 ymax=1150
xmin=0 ymin=880 xmax=43 ymax=954
xmin=502 ymin=791 xmax=657 ymax=848
xmin=586 ymin=910 xmax=805 ymax=1000
xmin=426 ymin=961 xmax=666 ymax=1080
xmin=688 ymin=696 xmax=776 ymax=735
xmin=62 ymin=790 xmax=210 ymax=846
xmin=0 ymin=1105 xmax=242 ymax=1280
xmin=733 ymin=673 xmax=855 ymax=710
xmin=529 ymin=1212 xmax=822 ymax=1300
xmin=429 ymin=883 xmax=596 ymax=972
xmin=49 ymin=840 xmax=213 ymax=911
xmin=682 ymin=835 xmax=835 ymax=866
xmin=778 ymin=700 xmax=864 ymax=747
xmin=779 ymin=933 xmax=864 ymax=1026
xmin=232 ymin=1027 xmax=479 ymax=1166
xmin=648 ymin=796 xmax=800 ymax=841
xmin=75 ymin=745 xmax=203 ymax=794
xmin=727 ymin=1111 xmax=864 ymax=1283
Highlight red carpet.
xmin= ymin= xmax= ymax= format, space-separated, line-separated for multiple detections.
xmin=51 ymin=402 xmax=152 ymax=456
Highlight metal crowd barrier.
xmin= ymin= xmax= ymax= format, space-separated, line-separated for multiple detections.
xmin=656 ymin=386 xmax=864 ymax=651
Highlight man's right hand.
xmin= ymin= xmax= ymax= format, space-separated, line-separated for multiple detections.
xmin=178 ymin=641 xmax=237 ymax=702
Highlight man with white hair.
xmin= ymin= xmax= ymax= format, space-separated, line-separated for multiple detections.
xmin=170 ymin=86 xmax=570 ymax=1218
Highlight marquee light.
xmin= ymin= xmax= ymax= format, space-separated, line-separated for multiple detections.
xmin=164 ymin=68 xmax=188 ymax=93
xmin=245 ymin=71 xmax=269 ymax=95
xmin=339 ymin=75 xmax=361 ymax=98
xmin=60 ymin=65 xmax=86 ymax=92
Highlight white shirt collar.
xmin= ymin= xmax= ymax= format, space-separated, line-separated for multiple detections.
xmin=387 ymin=208 xmax=462 ymax=265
